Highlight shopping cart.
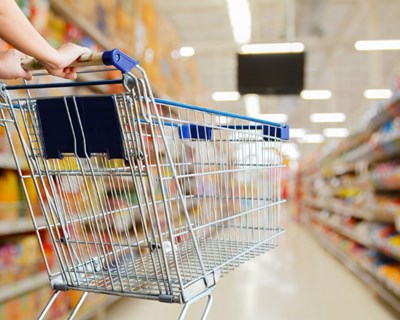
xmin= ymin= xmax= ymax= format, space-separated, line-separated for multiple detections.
xmin=0 ymin=49 xmax=289 ymax=319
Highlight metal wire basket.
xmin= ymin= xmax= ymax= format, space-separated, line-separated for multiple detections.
xmin=0 ymin=49 xmax=289 ymax=319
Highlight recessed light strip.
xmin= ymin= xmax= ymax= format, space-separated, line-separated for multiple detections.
xmin=226 ymin=0 xmax=251 ymax=44
xmin=298 ymin=134 xmax=324 ymax=144
xmin=244 ymin=94 xmax=260 ymax=116
xmin=290 ymin=128 xmax=307 ymax=138
xmin=301 ymin=90 xmax=332 ymax=100
xmin=355 ymin=40 xmax=400 ymax=51
xmin=363 ymin=89 xmax=392 ymax=99
xmin=179 ymin=46 xmax=195 ymax=57
xmin=310 ymin=113 xmax=346 ymax=123
xmin=323 ymin=128 xmax=349 ymax=138
xmin=240 ymin=42 xmax=304 ymax=54
xmin=212 ymin=91 xmax=240 ymax=101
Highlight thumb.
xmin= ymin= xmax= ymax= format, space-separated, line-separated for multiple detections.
xmin=23 ymin=70 xmax=32 ymax=81
xmin=17 ymin=65 xmax=32 ymax=80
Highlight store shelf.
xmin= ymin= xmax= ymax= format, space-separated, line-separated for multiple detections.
xmin=307 ymin=206 xmax=400 ymax=261
xmin=309 ymin=212 xmax=372 ymax=247
xmin=303 ymin=196 xmax=395 ymax=224
xmin=0 ymin=217 xmax=45 ymax=236
xmin=373 ymin=237 xmax=400 ymax=261
xmin=0 ymin=270 xmax=118 ymax=316
xmin=321 ymin=97 xmax=400 ymax=166
xmin=0 ymin=272 xmax=48 ymax=302
xmin=48 ymin=0 xmax=165 ymax=98
xmin=49 ymin=0 xmax=112 ymax=49
xmin=306 ymin=220 xmax=400 ymax=313
xmin=346 ymin=136 xmax=400 ymax=165
xmin=371 ymin=168 xmax=400 ymax=191
xmin=0 ymin=154 xmax=17 ymax=170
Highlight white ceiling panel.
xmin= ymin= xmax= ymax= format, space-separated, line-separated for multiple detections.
xmin=153 ymin=0 xmax=400 ymax=157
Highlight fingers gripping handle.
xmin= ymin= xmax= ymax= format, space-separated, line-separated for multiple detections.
xmin=22 ymin=49 xmax=139 ymax=74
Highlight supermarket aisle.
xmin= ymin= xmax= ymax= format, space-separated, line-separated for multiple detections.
xmin=106 ymin=209 xmax=397 ymax=320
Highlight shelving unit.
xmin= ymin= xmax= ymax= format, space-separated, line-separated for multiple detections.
xmin=0 ymin=272 xmax=48 ymax=303
xmin=304 ymin=217 xmax=400 ymax=313
xmin=0 ymin=216 xmax=45 ymax=236
xmin=49 ymin=0 xmax=113 ymax=49
xmin=300 ymin=92 xmax=400 ymax=314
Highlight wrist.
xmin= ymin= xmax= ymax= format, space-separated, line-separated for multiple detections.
xmin=37 ymin=48 xmax=63 ymax=70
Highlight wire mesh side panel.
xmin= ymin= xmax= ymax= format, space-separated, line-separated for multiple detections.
xmin=4 ymin=93 xmax=183 ymax=302
xmin=153 ymin=102 xmax=285 ymax=296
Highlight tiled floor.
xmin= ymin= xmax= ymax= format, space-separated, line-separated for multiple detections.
xmin=105 ymin=213 xmax=397 ymax=320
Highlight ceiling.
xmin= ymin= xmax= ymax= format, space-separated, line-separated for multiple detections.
xmin=153 ymin=0 xmax=400 ymax=160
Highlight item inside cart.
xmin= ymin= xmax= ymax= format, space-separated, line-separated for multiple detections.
xmin=0 ymin=49 xmax=289 ymax=319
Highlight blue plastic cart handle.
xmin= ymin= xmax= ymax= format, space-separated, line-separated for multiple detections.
xmin=102 ymin=49 xmax=139 ymax=73
xmin=155 ymin=99 xmax=290 ymax=141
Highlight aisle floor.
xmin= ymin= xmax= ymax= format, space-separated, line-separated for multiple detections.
xmin=105 ymin=210 xmax=397 ymax=320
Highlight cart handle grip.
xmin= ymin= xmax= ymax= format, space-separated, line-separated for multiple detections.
xmin=22 ymin=49 xmax=139 ymax=74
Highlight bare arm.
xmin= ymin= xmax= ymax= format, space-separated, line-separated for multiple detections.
xmin=0 ymin=0 xmax=60 ymax=67
xmin=0 ymin=0 xmax=90 ymax=79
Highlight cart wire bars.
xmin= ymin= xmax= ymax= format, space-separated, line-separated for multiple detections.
xmin=0 ymin=49 xmax=289 ymax=319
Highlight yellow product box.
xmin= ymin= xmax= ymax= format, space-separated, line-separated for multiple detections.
xmin=0 ymin=170 xmax=19 ymax=203
xmin=0 ymin=170 xmax=20 ymax=221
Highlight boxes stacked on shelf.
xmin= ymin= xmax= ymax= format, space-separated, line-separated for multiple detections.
xmin=0 ymin=235 xmax=44 ymax=286
xmin=306 ymin=212 xmax=400 ymax=301
xmin=300 ymin=91 xmax=400 ymax=310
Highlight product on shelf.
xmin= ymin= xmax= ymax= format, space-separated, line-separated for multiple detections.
xmin=0 ymin=234 xmax=43 ymax=286
xmin=301 ymin=93 xmax=400 ymax=309
xmin=0 ymin=170 xmax=20 ymax=221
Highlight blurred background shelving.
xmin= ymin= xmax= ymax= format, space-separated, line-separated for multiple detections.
xmin=299 ymin=93 xmax=400 ymax=313
xmin=2 ymin=0 xmax=400 ymax=319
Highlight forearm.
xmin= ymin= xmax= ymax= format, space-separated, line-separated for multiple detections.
xmin=0 ymin=0 xmax=61 ymax=67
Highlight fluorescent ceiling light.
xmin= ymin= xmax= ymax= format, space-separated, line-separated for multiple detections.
xmin=301 ymin=90 xmax=332 ymax=100
xmin=244 ymin=94 xmax=260 ymax=116
xmin=258 ymin=113 xmax=288 ymax=123
xmin=240 ymin=42 xmax=304 ymax=54
xmin=214 ymin=116 xmax=231 ymax=125
xmin=355 ymin=40 xmax=400 ymax=51
xmin=310 ymin=113 xmax=346 ymax=123
xmin=298 ymin=134 xmax=324 ymax=144
xmin=363 ymin=89 xmax=392 ymax=99
xmin=226 ymin=0 xmax=251 ymax=44
xmin=179 ymin=46 xmax=195 ymax=57
xmin=323 ymin=128 xmax=349 ymax=138
xmin=290 ymin=128 xmax=306 ymax=138
xmin=212 ymin=91 xmax=240 ymax=101
xmin=282 ymin=143 xmax=300 ymax=160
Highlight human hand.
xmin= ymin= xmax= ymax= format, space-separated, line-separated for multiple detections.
xmin=0 ymin=49 xmax=32 ymax=80
xmin=40 ymin=43 xmax=91 ymax=80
